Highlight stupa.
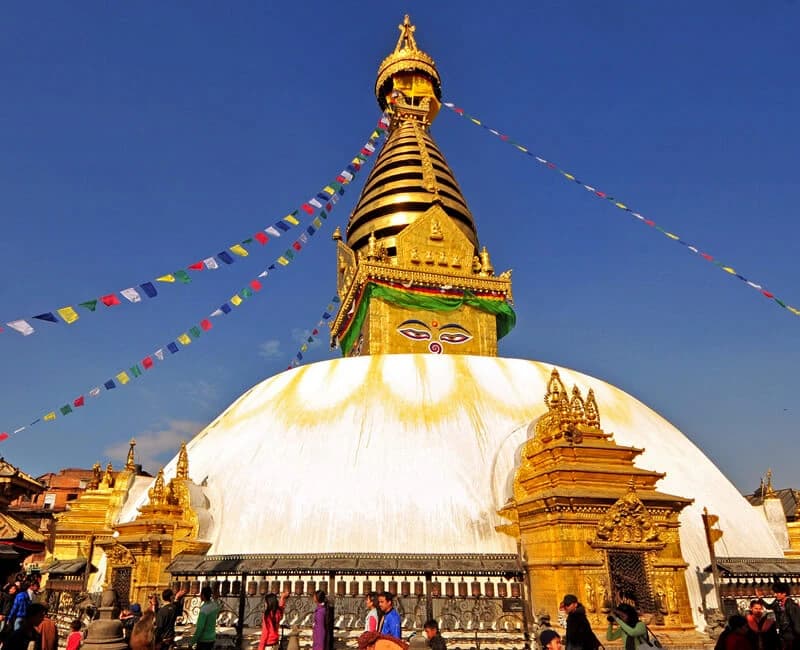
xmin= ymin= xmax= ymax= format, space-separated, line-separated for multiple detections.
xmin=71 ymin=14 xmax=784 ymax=646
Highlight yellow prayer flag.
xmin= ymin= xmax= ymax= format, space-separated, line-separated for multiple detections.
xmin=156 ymin=274 xmax=176 ymax=283
xmin=300 ymin=344 xmax=308 ymax=352
xmin=277 ymin=257 xmax=290 ymax=266
xmin=177 ymin=333 xmax=191 ymax=345
xmin=44 ymin=412 xmax=57 ymax=421
xmin=665 ymin=232 xmax=680 ymax=240
xmin=470 ymin=118 xmax=481 ymax=125
xmin=788 ymin=306 xmax=800 ymax=315
xmin=57 ymin=306 xmax=79 ymax=324
xmin=312 ymin=217 xmax=322 ymax=228
xmin=230 ymin=244 xmax=249 ymax=257
xmin=563 ymin=173 xmax=575 ymax=181
xmin=722 ymin=266 xmax=736 ymax=274
xmin=283 ymin=214 xmax=300 ymax=226
xmin=615 ymin=202 xmax=628 ymax=209
xmin=516 ymin=145 xmax=528 ymax=152
xmin=116 ymin=371 xmax=130 ymax=385
xmin=323 ymin=185 xmax=335 ymax=195
xmin=230 ymin=295 xmax=243 ymax=306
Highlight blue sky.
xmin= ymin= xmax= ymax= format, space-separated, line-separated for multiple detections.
xmin=0 ymin=2 xmax=797 ymax=493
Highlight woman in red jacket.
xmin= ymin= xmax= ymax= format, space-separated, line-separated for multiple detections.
xmin=258 ymin=589 xmax=290 ymax=650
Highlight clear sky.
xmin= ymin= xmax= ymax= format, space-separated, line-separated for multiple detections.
xmin=0 ymin=2 xmax=797 ymax=493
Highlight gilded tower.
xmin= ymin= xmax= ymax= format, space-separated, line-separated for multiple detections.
xmin=331 ymin=15 xmax=514 ymax=357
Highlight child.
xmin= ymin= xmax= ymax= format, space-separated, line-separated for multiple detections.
xmin=66 ymin=620 xmax=83 ymax=650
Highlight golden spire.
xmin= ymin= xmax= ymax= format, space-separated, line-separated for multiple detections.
xmin=585 ymin=389 xmax=601 ymax=429
xmin=176 ymin=442 xmax=189 ymax=480
xmin=88 ymin=462 xmax=102 ymax=490
xmin=148 ymin=469 xmax=167 ymax=506
xmin=100 ymin=462 xmax=115 ymax=488
xmin=125 ymin=439 xmax=136 ymax=471
xmin=764 ymin=468 xmax=777 ymax=498
xmin=332 ymin=226 xmax=342 ymax=241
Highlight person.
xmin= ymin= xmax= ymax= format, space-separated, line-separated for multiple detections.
xmin=120 ymin=605 xmax=140 ymax=641
xmin=154 ymin=587 xmax=186 ymax=650
xmin=715 ymin=615 xmax=751 ymax=650
xmin=258 ymin=588 xmax=290 ymax=650
xmin=364 ymin=592 xmax=379 ymax=633
xmin=65 ymin=620 xmax=83 ymax=650
xmin=147 ymin=594 xmax=160 ymax=614
xmin=540 ymin=629 xmax=563 ymax=650
xmin=561 ymin=594 xmax=600 ymax=650
xmin=312 ymin=591 xmax=328 ymax=650
xmin=190 ymin=586 xmax=220 ymax=650
xmin=5 ymin=602 xmax=46 ymax=650
xmin=0 ymin=583 xmax=18 ymax=638
xmin=377 ymin=592 xmax=401 ymax=639
xmin=761 ymin=583 xmax=800 ymax=649
xmin=747 ymin=599 xmax=779 ymax=650
xmin=605 ymin=603 xmax=647 ymax=650
xmin=130 ymin=610 xmax=156 ymax=650
xmin=8 ymin=581 xmax=38 ymax=632
xmin=35 ymin=611 xmax=57 ymax=650
xmin=423 ymin=619 xmax=446 ymax=650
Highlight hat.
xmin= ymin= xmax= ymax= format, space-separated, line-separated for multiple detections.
xmin=539 ymin=629 xmax=560 ymax=647
xmin=130 ymin=603 xmax=142 ymax=614
xmin=561 ymin=594 xmax=578 ymax=607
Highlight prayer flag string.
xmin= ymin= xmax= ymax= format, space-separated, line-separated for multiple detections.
xmin=1 ymin=119 xmax=391 ymax=338
xmin=286 ymin=296 xmax=341 ymax=369
xmin=441 ymin=101 xmax=800 ymax=319
xmin=0 ymin=116 xmax=390 ymax=442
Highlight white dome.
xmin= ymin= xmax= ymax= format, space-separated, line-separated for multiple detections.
xmin=116 ymin=354 xmax=782 ymax=625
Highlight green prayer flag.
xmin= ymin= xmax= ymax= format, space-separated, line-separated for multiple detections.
xmin=189 ymin=326 xmax=202 ymax=339
xmin=60 ymin=404 xmax=73 ymax=415
xmin=130 ymin=365 xmax=142 ymax=378
xmin=174 ymin=270 xmax=192 ymax=284
xmin=79 ymin=300 xmax=98 ymax=312
xmin=285 ymin=250 xmax=295 ymax=260
xmin=241 ymin=287 xmax=253 ymax=298
xmin=320 ymin=211 xmax=327 ymax=220
xmin=242 ymin=237 xmax=253 ymax=245
xmin=775 ymin=298 xmax=787 ymax=308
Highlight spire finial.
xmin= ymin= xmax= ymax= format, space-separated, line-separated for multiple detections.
xmin=176 ymin=442 xmax=189 ymax=480
xmin=148 ymin=468 xmax=167 ymax=505
xmin=395 ymin=15 xmax=418 ymax=53
xmin=765 ymin=468 xmax=777 ymax=498
xmin=125 ymin=439 xmax=136 ymax=471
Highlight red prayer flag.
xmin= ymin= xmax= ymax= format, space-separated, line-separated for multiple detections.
xmin=701 ymin=253 xmax=714 ymax=261
xmin=142 ymin=356 xmax=154 ymax=369
xmin=762 ymin=290 xmax=775 ymax=299
xmin=336 ymin=175 xmax=346 ymax=183
xmin=312 ymin=328 xmax=319 ymax=335
xmin=73 ymin=396 xmax=85 ymax=407
xmin=0 ymin=433 xmax=8 ymax=442
xmin=326 ymin=202 xmax=332 ymax=211
xmin=249 ymin=280 xmax=262 ymax=292
xmin=301 ymin=203 xmax=314 ymax=214
xmin=254 ymin=232 xmax=268 ymax=245
xmin=101 ymin=294 xmax=121 ymax=307
xmin=200 ymin=319 xmax=212 ymax=331
xmin=292 ymin=241 xmax=302 ymax=251
xmin=644 ymin=220 xmax=655 ymax=227
xmin=188 ymin=262 xmax=205 ymax=270
xmin=595 ymin=190 xmax=606 ymax=198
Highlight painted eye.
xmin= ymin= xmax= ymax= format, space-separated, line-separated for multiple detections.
xmin=439 ymin=332 xmax=472 ymax=344
xmin=398 ymin=327 xmax=432 ymax=341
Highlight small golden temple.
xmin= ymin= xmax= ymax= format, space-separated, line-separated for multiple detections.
xmin=31 ymin=15 xmax=800 ymax=650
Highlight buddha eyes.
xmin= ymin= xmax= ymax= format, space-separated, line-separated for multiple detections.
xmin=398 ymin=327 xmax=432 ymax=341
xmin=439 ymin=332 xmax=471 ymax=344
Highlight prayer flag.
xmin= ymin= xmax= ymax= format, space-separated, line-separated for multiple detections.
xmin=292 ymin=241 xmax=302 ymax=251
xmin=242 ymin=237 xmax=253 ymax=244
xmin=230 ymin=244 xmax=249 ymax=257
xmin=285 ymin=250 xmax=295 ymax=260
xmin=301 ymin=204 xmax=314 ymax=214
xmin=218 ymin=251 xmax=234 ymax=265
xmin=154 ymin=349 xmax=165 ymax=361
xmin=313 ymin=217 xmax=322 ymax=228
xmin=140 ymin=282 xmax=158 ymax=298
xmin=187 ymin=325 xmax=201 ymax=339
xmin=89 ymin=387 xmax=101 ymax=397
xmin=265 ymin=226 xmax=281 ymax=237
xmin=254 ymin=232 xmax=268 ymax=245
xmin=0 ymin=433 xmax=8 ymax=441
xmin=309 ymin=198 xmax=323 ymax=209
xmin=241 ymin=287 xmax=253 ymax=298
xmin=277 ymin=256 xmax=289 ymax=266
xmin=79 ymin=300 xmax=99 ymax=311
xmin=33 ymin=312 xmax=58 ymax=323
xmin=200 ymin=319 xmax=212 ymax=331
xmin=340 ymin=170 xmax=354 ymax=182
xmin=300 ymin=343 xmax=308 ymax=352
xmin=12 ymin=427 xmax=24 ymax=434
xmin=249 ymin=279 xmax=262 ymax=291
xmin=284 ymin=214 xmax=300 ymax=225
xmin=74 ymin=396 xmax=85 ymax=407
xmin=188 ymin=262 xmax=205 ymax=270
xmin=307 ymin=336 xmax=313 ymax=343
xmin=102 ymin=294 xmax=122 ymax=307
xmin=142 ymin=356 xmax=154 ymax=369
xmin=299 ymin=232 xmax=309 ymax=243
xmin=203 ymin=257 xmax=219 ymax=270
xmin=220 ymin=304 xmax=232 ymax=314
xmin=275 ymin=221 xmax=290 ymax=232
xmin=307 ymin=225 xmax=316 ymax=235
xmin=60 ymin=404 xmax=73 ymax=416
xmin=312 ymin=328 xmax=319 ymax=335
xmin=121 ymin=288 xmax=142 ymax=303
xmin=104 ymin=380 xmax=116 ymax=390
xmin=167 ymin=342 xmax=179 ymax=354
xmin=230 ymin=295 xmax=243 ymax=306
xmin=116 ymin=371 xmax=130 ymax=385
xmin=57 ymin=307 xmax=79 ymax=324
xmin=317 ymin=192 xmax=330 ymax=202
xmin=322 ymin=312 xmax=331 ymax=320
xmin=297 ymin=352 xmax=303 ymax=361
xmin=210 ymin=309 xmax=224 ymax=317
xmin=323 ymin=185 xmax=336 ymax=195
xmin=178 ymin=333 xmax=191 ymax=345
xmin=319 ymin=210 xmax=327 ymax=220
xmin=332 ymin=295 xmax=341 ymax=303
xmin=258 ymin=270 xmax=268 ymax=277
xmin=156 ymin=274 xmax=176 ymax=283
xmin=44 ymin=412 xmax=57 ymax=421
xmin=174 ymin=270 xmax=192 ymax=284
xmin=130 ymin=365 xmax=142 ymax=378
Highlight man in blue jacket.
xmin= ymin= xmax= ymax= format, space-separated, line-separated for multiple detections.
xmin=8 ymin=581 xmax=38 ymax=632
xmin=377 ymin=592 xmax=401 ymax=639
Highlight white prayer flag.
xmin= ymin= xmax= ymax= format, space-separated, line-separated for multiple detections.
xmin=6 ymin=320 xmax=34 ymax=336
xmin=265 ymin=226 xmax=281 ymax=238
xmin=89 ymin=387 xmax=101 ymax=397
xmin=121 ymin=288 xmax=141 ymax=303
xmin=203 ymin=257 xmax=219 ymax=270
xmin=154 ymin=349 xmax=165 ymax=361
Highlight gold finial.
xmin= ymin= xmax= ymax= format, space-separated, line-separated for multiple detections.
xmin=100 ymin=462 xmax=115 ymax=488
xmin=765 ymin=468 xmax=777 ymax=498
xmin=570 ymin=385 xmax=587 ymax=427
xmin=88 ymin=462 xmax=101 ymax=490
xmin=125 ymin=439 xmax=136 ymax=471
xmin=366 ymin=230 xmax=379 ymax=261
xmin=332 ymin=226 xmax=342 ymax=241
xmin=544 ymin=368 xmax=568 ymax=411
xmin=148 ymin=468 xmax=167 ymax=506
xmin=478 ymin=246 xmax=494 ymax=277
xmin=176 ymin=442 xmax=189 ymax=480
xmin=585 ymin=389 xmax=601 ymax=429
xmin=395 ymin=14 xmax=418 ymax=53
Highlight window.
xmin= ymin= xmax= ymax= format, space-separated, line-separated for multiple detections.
xmin=66 ymin=493 xmax=78 ymax=501
xmin=79 ymin=480 xmax=88 ymax=490
xmin=43 ymin=493 xmax=56 ymax=510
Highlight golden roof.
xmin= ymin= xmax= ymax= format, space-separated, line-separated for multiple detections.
xmin=0 ymin=512 xmax=45 ymax=543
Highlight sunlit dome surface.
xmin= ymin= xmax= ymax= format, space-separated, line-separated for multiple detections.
xmin=116 ymin=354 xmax=782 ymax=627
